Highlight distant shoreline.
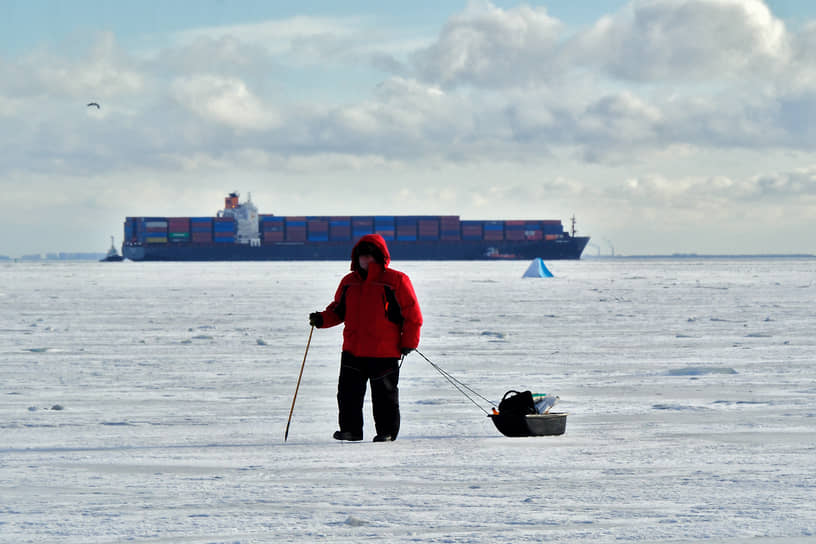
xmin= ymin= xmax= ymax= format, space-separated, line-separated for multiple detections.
xmin=583 ymin=254 xmax=816 ymax=259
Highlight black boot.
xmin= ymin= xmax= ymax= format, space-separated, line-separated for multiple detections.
xmin=333 ymin=431 xmax=363 ymax=441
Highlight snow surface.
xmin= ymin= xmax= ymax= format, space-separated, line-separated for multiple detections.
xmin=1 ymin=258 xmax=815 ymax=543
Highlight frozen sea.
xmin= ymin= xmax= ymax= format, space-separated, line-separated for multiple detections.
xmin=1 ymin=258 xmax=814 ymax=543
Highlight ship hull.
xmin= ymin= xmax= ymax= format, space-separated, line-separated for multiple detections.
xmin=123 ymin=237 xmax=590 ymax=262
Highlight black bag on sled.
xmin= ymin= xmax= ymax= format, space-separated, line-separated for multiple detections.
xmin=497 ymin=390 xmax=536 ymax=415
xmin=490 ymin=389 xmax=566 ymax=437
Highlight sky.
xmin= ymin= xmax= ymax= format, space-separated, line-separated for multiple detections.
xmin=2 ymin=0 xmax=816 ymax=257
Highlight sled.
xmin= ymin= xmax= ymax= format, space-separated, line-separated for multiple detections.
xmin=489 ymin=411 xmax=567 ymax=437
xmin=488 ymin=390 xmax=567 ymax=437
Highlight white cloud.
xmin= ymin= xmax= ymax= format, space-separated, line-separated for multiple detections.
xmin=412 ymin=1 xmax=564 ymax=87
xmin=20 ymin=32 xmax=146 ymax=100
xmin=170 ymin=75 xmax=280 ymax=130
xmin=570 ymin=0 xmax=790 ymax=82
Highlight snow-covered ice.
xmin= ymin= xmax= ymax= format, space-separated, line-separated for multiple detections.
xmin=1 ymin=258 xmax=814 ymax=543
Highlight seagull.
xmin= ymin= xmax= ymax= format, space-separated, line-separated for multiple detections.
xmin=87 ymin=102 xmax=100 ymax=109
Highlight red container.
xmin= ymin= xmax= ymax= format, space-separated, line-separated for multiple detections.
xmin=263 ymin=231 xmax=284 ymax=242
xmin=286 ymin=228 xmax=306 ymax=241
xmin=191 ymin=233 xmax=212 ymax=243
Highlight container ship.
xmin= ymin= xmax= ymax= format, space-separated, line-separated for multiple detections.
xmin=122 ymin=192 xmax=589 ymax=261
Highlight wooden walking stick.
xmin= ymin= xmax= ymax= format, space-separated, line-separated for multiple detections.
xmin=284 ymin=325 xmax=314 ymax=442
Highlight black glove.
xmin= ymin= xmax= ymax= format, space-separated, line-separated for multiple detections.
xmin=401 ymin=347 xmax=414 ymax=356
xmin=309 ymin=312 xmax=323 ymax=328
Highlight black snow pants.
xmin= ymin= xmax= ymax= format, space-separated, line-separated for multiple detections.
xmin=337 ymin=351 xmax=400 ymax=439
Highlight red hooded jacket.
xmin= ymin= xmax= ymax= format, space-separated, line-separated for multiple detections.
xmin=316 ymin=234 xmax=422 ymax=358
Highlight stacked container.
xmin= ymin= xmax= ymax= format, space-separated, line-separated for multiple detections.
xmin=191 ymin=217 xmax=213 ymax=243
xmin=214 ymin=217 xmax=236 ymax=243
xmin=329 ymin=217 xmax=351 ymax=241
xmin=307 ymin=218 xmax=329 ymax=242
xmin=440 ymin=216 xmax=460 ymax=240
xmin=504 ymin=220 xmax=526 ymax=241
xmin=144 ymin=219 xmax=168 ymax=244
xmin=461 ymin=220 xmax=483 ymax=240
xmin=286 ymin=217 xmax=306 ymax=241
xmin=418 ymin=218 xmax=439 ymax=241
xmin=167 ymin=217 xmax=191 ymax=243
xmin=260 ymin=215 xmax=284 ymax=243
xmin=541 ymin=220 xmax=564 ymax=236
xmin=352 ymin=217 xmax=374 ymax=240
xmin=374 ymin=216 xmax=395 ymax=241
xmin=483 ymin=221 xmax=504 ymax=241
xmin=523 ymin=222 xmax=543 ymax=240
xmin=396 ymin=217 xmax=417 ymax=241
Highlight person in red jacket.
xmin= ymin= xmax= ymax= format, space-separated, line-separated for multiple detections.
xmin=309 ymin=234 xmax=422 ymax=442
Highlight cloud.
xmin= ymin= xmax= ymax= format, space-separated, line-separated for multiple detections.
xmin=570 ymin=0 xmax=790 ymax=82
xmin=412 ymin=1 xmax=564 ymax=88
xmin=170 ymin=74 xmax=281 ymax=130
xmin=14 ymin=31 xmax=145 ymax=100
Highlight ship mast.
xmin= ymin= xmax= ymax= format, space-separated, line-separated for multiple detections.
xmin=571 ymin=215 xmax=576 ymax=237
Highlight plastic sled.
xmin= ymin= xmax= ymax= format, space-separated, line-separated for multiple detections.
xmin=489 ymin=412 xmax=567 ymax=437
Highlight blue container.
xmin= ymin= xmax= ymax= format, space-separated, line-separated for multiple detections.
xmin=308 ymin=233 xmax=330 ymax=242
xmin=397 ymin=235 xmax=417 ymax=241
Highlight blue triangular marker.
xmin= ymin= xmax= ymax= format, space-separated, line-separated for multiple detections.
xmin=522 ymin=258 xmax=554 ymax=278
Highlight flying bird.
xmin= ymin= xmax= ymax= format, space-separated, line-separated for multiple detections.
xmin=87 ymin=102 xmax=100 ymax=109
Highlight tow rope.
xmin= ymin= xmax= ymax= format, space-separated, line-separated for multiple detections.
xmin=414 ymin=349 xmax=497 ymax=416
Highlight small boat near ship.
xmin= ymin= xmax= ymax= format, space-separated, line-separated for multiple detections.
xmin=100 ymin=236 xmax=124 ymax=262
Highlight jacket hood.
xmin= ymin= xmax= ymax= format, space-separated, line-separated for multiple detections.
xmin=351 ymin=233 xmax=391 ymax=272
